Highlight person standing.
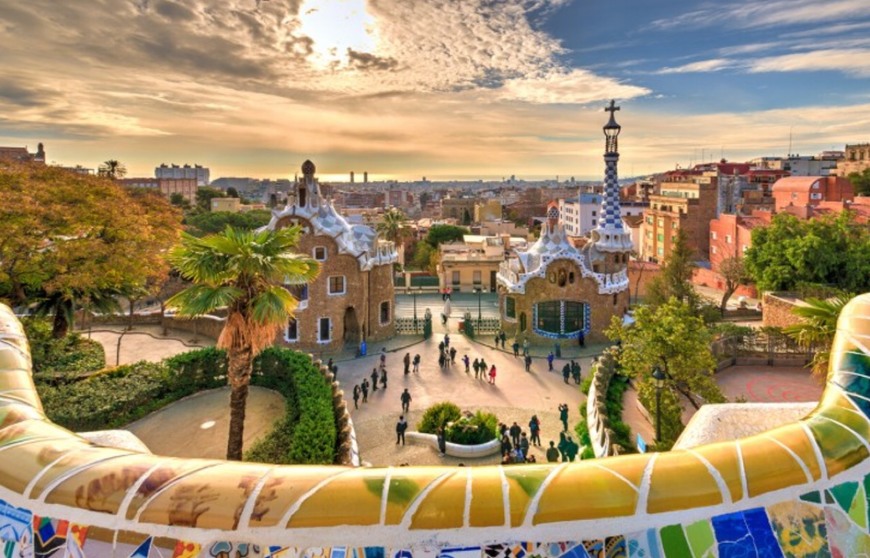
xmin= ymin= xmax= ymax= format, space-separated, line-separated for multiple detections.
xmin=519 ymin=432 xmax=530 ymax=459
xmin=499 ymin=330 xmax=507 ymax=349
xmin=512 ymin=340 xmax=520 ymax=357
xmin=546 ymin=441 xmax=560 ymax=462
xmin=400 ymin=388 xmax=412 ymax=413
xmin=371 ymin=368 xmax=379 ymax=392
xmin=522 ymin=338 xmax=530 ymax=357
xmin=488 ymin=364 xmax=497 ymax=385
xmin=558 ymin=403 xmax=569 ymax=432
xmin=361 ymin=379 xmax=369 ymax=403
xmin=524 ymin=353 xmax=532 ymax=372
xmin=403 ymin=352 xmax=411 ymax=375
xmin=547 ymin=351 xmax=555 ymax=371
xmin=509 ymin=422 xmax=521 ymax=448
xmin=529 ymin=415 xmax=541 ymax=446
xmin=380 ymin=367 xmax=388 ymax=390
xmin=558 ymin=432 xmax=568 ymax=461
xmin=462 ymin=354 xmax=470 ymax=374
xmin=413 ymin=354 xmax=421 ymax=373
xmin=449 ymin=346 xmax=457 ymax=365
xmin=444 ymin=333 xmax=450 ymax=348
xmin=352 ymin=385 xmax=360 ymax=409
xmin=565 ymin=436 xmax=578 ymax=461
xmin=380 ymin=347 xmax=387 ymax=367
xmin=396 ymin=415 xmax=408 ymax=445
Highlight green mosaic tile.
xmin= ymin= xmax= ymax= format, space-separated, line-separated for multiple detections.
xmin=831 ymin=481 xmax=860 ymax=514
xmin=850 ymin=484 xmax=868 ymax=529
xmin=801 ymin=491 xmax=822 ymax=504
xmin=660 ymin=524 xmax=692 ymax=558
xmin=685 ymin=519 xmax=715 ymax=557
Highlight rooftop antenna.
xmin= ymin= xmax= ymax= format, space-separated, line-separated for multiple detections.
xmin=788 ymin=127 xmax=793 ymax=158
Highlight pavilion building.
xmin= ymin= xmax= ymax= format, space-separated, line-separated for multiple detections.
xmin=496 ymin=102 xmax=631 ymax=343
xmin=263 ymin=160 xmax=398 ymax=351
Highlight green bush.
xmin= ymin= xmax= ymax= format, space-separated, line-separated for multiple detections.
xmin=580 ymin=446 xmax=595 ymax=460
xmin=246 ymin=348 xmax=336 ymax=465
xmin=38 ymin=361 xmax=168 ymax=430
xmin=445 ymin=411 xmax=498 ymax=445
xmin=575 ymin=416 xmax=591 ymax=447
xmin=580 ymin=373 xmax=593 ymax=395
xmin=417 ymin=402 xmax=462 ymax=434
xmin=24 ymin=318 xmax=105 ymax=380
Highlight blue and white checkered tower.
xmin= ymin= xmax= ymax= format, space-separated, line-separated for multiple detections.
xmin=592 ymin=100 xmax=633 ymax=253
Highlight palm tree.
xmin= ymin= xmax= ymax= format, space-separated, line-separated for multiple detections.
xmin=167 ymin=226 xmax=319 ymax=460
xmin=784 ymin=295 xmax=852 ymax=380
xmin=376 ymin=207 xmax=409 ymax=245
xmin=98 ymin=160 xmax=127 ymax=180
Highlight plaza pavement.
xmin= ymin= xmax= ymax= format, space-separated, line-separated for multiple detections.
xmin=83 ymin=323 xmax=823 ymax=466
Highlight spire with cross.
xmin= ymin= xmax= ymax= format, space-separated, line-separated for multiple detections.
xmin=592 ymin=99 xmax=633 ymax=253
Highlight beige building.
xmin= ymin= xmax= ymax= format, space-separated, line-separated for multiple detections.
xmin=211 ymin=197 xmax=242 ymax=212
xmin=474 ymin=199 xmax=503 ymax=222
xmin=264 ymin=160 xmax=398 ymax=351
xmin=438 ymin=235 xmax=512 ymax=293
xmin=640 ymin=177 xmax=718 ymax=263
xmin=837 ymin=143 xmax=870 ymax=177
xmin=440 ymin=197 xmax=477 ymax=223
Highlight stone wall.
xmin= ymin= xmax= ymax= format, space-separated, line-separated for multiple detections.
xmin=762 ymin=292 xmax=804 ymax=328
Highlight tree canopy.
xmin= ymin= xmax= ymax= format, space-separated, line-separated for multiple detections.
xmin=848 ymin=168 xmax=870 ymax=196
xmin=606 ymin=297 xmax=725 ymax=449
xmin=184 ymin=210 xmax=272 ymax=237
xmin=745 ymin=211 xmax=870 ymax=293
xmin=646 ymin=229 xmax=702 ymax=311
xmin=0 ymin=163 xmax=182 ymax=336
xmin=424 ymin=224 xmax=469 ymax=247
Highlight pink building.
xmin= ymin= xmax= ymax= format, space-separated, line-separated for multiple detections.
xmin=772 ymin=176 xmax=853 ymax=212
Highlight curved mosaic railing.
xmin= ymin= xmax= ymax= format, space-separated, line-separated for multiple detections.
xmin=0 ymin=294 xmax=869 ymax=556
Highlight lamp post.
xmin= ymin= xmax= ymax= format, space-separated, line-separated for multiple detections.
xmin=652 ymin=365 xmax=666 ymax=443
xmin=473 ymin=287 xmax=483 ymax=329
xmin=408 ymin=287 xmax=420 ymax=334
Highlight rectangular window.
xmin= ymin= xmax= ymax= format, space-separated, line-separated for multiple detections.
xmin=451 ymin=270 xmax=460 ymax=285
xmin=328 ymin=276 xmax=345 ymax=295
xmin=536 ymin=301 xmax=562 ymax=334
xmin=711 ymin=231 xmax=717 ymax=240
xmin=742 ymin=245 xmax=748 ymax=253
xmin=725 ymin=234 xmax=732 ymax=244
xmin=657 ymin=233 xmax=664 ymax=242
xmin=380 ymin=301 xmax=391 ymax=324
xmin=646 ymin=216 xmax=653 ymax=224
xmin=473 ymin=270 xmax=482 ymax=285
xmin=285 ymin=318 xmax=298 ymax=342
xmin=712 ymin=246 xmax=718 ymax=254
xmin=810 ymin=192 xmax=822 ymax=200
xmin=505 ymin=297 xmax=516 ymax=319
xmin=313 ymin=247 xmax=327 ymax=261
xmin=592 ymin=210 xmax=597 ymax=216
xmin=286 ymin=284 xmax=308 ymax=310
xmin=592 ymin=219 xmax=597 ymax=226
xmin=318 ymin=317 xmax=331 ymax=342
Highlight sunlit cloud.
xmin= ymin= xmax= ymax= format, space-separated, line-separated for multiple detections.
xmin=655 ymin=59 xmax=735 ymax=74
xmin=650 ymin=0 xmax=870 ymax=30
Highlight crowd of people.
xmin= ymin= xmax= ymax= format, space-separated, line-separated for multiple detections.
xmin=497 ymin=403 xmax=579 ymax=464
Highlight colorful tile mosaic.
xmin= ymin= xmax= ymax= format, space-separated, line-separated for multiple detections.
xmin=1 ymin=296 xmax=870 ymax=555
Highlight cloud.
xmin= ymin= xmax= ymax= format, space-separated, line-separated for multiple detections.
xmin=655 ymin=59 xmax=735 ymax=74
xmin=346 ymin=49 xmax=399 ymax=72
xmin=748 ymin=49 xmax=870 ymax=78
xmin=651 ymin=0 xmax=870 ymax=30
xmin=495 ymin=69 xmax=649 ymax=104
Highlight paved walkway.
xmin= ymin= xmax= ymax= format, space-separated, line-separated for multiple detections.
xmin=83 ymin=325 xmax=214 ymax=366
xmin=126 ymin=386 xmax=285 ymax=459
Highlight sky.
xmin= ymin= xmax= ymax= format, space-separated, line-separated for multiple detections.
xmin=1 ymin=0 xmax=869 ymax=181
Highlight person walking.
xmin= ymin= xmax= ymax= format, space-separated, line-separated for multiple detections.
xmin=524 ymin=353 xmax=532 ymax=372
xmin=400 ymin=388 xmax=412 ymax=413
xmin=438 ymin=340 xmax=445 ymax=354
xmin=488 ymin=364 xmax=497 ymax=385
xmin=462 ymin=354 xmax=470 ymax=374
xmin=529 ymin=415 xmax=541 ymax=446
xmin=380 ymin=367 xmax=388 ymax=390
xmin=558 ymin=403 xmax=569 ymax=432
xmin=472 ymin=358 xmax=480 ymax=379
xmin=562 ymin=363 xmax=571 ymax=384
xmin=361 ymin=379 xmax=369 ymax=403
xmin=565 ymin=436 xmax=579 ymax=461
xmin=396 ymin=415 xmax=408 ymax=445
xmin=403 ymin=352 xmax=411 ymax=375
xmin=352 ymin=385 xmax=360 ymax=409
xmin=437 ymin=426 xmax=447 ymax=456
xmin=499 ymin=330 xmax=507 ymax=349
xmin=547 ymin=351 xmax=555 ymax=371
xmin=546 ymin=441 xmax=560 ymax=462
xmin=371 ymin=368 xmax=379 ymax=392
xmin=509 ymin=422 xmax=521 ymax=448
xmin=444 ymin=333 xmax=450 ymax=348
xmin=413 ymin=354 xmax=421 ymax=373
xmin=512 ymin=340 xmax=520 ymax=357
xmin=480 ymin=359 xmax=488 ymax=378
xmin=380 ymin=347 xmax=387 ymax=367
xmin=522 ymin=338 xmax=530 ymax=357
xmin=571 ymin=361 xmax=582 ymax=384
xmin=449 ymin=346 xmax=457 ymax=365
xmin=558 ymin=432 xmax=568 ymax=461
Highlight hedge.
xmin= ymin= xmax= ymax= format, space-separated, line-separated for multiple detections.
xmin=24 ymin=318 xmax=105 ymax=381
xmin=35 ymin=344 xmax=338 ymax=465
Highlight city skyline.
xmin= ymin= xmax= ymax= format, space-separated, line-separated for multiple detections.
xmin=1 ymin=0 xmax=869 ymax=181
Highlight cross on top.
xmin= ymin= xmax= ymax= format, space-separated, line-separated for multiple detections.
xmin=605 ymin=99 xmax=620 ymax=115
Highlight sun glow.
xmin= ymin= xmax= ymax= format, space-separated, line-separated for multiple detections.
xmin=297 ymin=0 xmax=378 ymax=69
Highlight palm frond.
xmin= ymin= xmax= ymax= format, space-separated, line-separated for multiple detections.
xmin=250 ymin=285 xmax=298 ymax=326
xmin=166 ymin=284 xmax=243 ymax=316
